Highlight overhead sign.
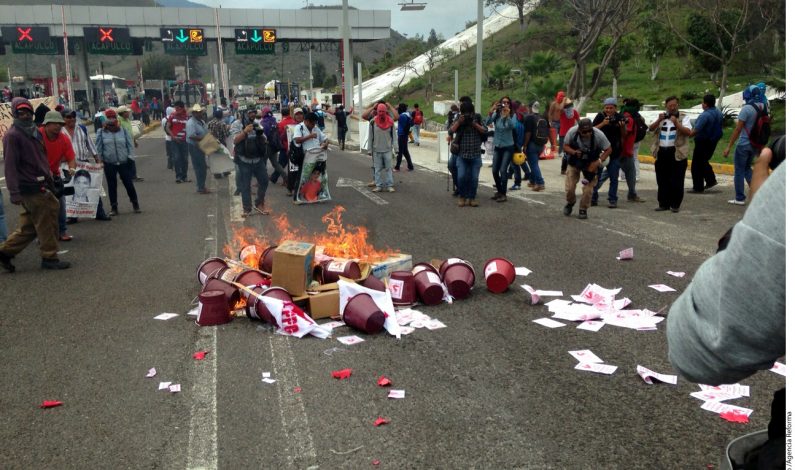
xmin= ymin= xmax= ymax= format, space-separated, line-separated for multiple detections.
xmin=83 ymin=27 xmax=133 ymax=55
xmin=2 ymin=26 xmax=57 ymax=55
xmin=161 ymin=27 xmax=206 ymax=56
xmin=234 ymin=28 xmax=276 ymax=55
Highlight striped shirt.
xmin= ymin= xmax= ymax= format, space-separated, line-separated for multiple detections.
xmin=63 ymin=125 xmax=98 ymax=162
xmin=659 ymin=115 xmax=691 ymax=148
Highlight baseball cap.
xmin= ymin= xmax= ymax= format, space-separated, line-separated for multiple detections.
xmin=13 ymin=98 xmax=34 ymax=114
xmin=293 ymin=108 xmax=304 ymax=117
xmin=603 ymin=97 xmax=618 ymax=106
xmin=105 ymin=109 xmax=118 ymax=119
xmin=578 ymin=118 xmax=593 ymax=132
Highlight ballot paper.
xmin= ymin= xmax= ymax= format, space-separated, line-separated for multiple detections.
xmin=575 ymin=362 xmax=617 ymax=375
xmin=544 ymin=299 xmax=572 ymax=312
xmin=532 ymin=318 xmax=567 ymax=328
xmin=699 ymin=384 xmax=750 ymax=397
xmin=648 ymin=284 xmax=677 ymax=292
xmin=388 ymin=390 xmax=405 ymax=399
xmin=551 ymin=303 xmax=602 ymax=322
xmin=321 ymin=321 xmax=346 ymax=329
xmin=617 ymin=248 xmax=634 ymax=260
xmin=579 ymin=284 xmax=622 ymax=307
xmin=577 ymin=320 xmax=605 ymax=332
xmin=158 ymin=382 xmax=171 ymax=390
xmin=637 ymin=365 xmax=678 ymax=385
xmin=700 ymin=400 xmax=753 ymax=417
xmin=569 ymin=350 xmax=603 ymax=364
xmin=770 ymin=362 xmax=786 ymax=377
xmin=168 ymin=384 xmax=181 ymax=393
xmin=690 ymin=390 xmax=743 ymax=402
xmin=515 ymin=267 xmax=532 ymax=276
xmin=424 ymin=319 xmax=447 ymax=330
xmin=602 ymin=312 xmax=665 ymax=331
xmin=666 ymin=271 xmax=686 ymax=278
xmin=337 ymin=335 xmax=365 ymax=345
xmin=154 ymin=313 xmax=179 ymax=320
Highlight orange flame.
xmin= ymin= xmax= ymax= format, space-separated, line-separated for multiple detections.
xmin=233 ymin=296 xmax=247 ymax=310
xmin=223 ymin=205 xmax=396 ymax=264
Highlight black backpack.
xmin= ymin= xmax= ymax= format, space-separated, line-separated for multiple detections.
xmin=268 ymin=126 xmax=283 ymax=152
xmin=534 ymin=116 xmax=550 ymax=146
xmin=632 ymin=112 xmax=648 ymax=142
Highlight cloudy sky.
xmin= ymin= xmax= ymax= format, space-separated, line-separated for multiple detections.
xmin=191 ymin=1 xmax=510 ymax=40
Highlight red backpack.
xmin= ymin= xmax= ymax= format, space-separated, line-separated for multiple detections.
xmin=413 ymin=110 xmax=423 ymax=125
xmin=745 ymin=103 xmax=771 ymax=150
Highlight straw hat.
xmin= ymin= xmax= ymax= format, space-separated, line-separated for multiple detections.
xmin=191 ymin=103 xmax=205 ymax=112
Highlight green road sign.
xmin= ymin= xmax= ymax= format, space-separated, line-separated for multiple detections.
xmin=234 ymin=28 xmax=277 ymax=55
xmin=161 ymin=27 xmax=207 ymax=56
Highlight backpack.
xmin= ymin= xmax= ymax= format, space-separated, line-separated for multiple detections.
xmin=268 ymin=126 xmax=283 ymax=152
xmin=632 ymin=112 xmax=648 ymax=142
xmin=413 ymin=110 xmax=423 ymax=125
xmin=746 ymin=103 xmax=771 ymax=149
xmin=530 ymin=114 xmax=550 ymax=146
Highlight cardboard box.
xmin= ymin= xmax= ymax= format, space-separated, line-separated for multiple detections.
xmin=271 ymin=241 xmax=316 ymax=296
xmin=307 ymin=290 xmax=341 ymax=319
xmin=369 ymin=253 xmax=413 ymax=281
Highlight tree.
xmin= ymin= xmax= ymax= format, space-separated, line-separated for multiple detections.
xmin=422 ymin=47 xmax=454 ymax=100
xmin=486 ymin=0 xmax=532 ymax=31
xmin=597 ymin=35 xmax=634 ymax=98
xmin=660 ymin=0 xmax=776 ymax=107
xmin=428 ymin=29 xmax=441 ymax=47
xmin=142 ymin=55 xmax=177 ymax=80
xmin=640 ymin=16 xmax=672 ymax=80
xmin=563 ymin=0 xmax=641 ymax=110
xmin=489 ymin=63 xmax=512 ymax=90
xmin=522 ymin=50 xmax=561 ymax=94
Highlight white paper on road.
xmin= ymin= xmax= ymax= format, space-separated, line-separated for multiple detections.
xmin=700 ymin=400 xmax=753 ymax=417
xmin=699 ymin=383 xmax=750 ymax=397
xmin=262 ymin=378 xmax=277 ymax=384
xmin=569 ymin=350 xmax=603 ymax=364
xmin=520 ymin=285 xmax=541 ymax=305
xmin=321 ymin=321 xmax=346 ymax=329
xmin=602 ymin=312 xmax=665 ymax=331
xmin=648 ymin=284 xmax=677 ymax=292
xmin=146 ymin=368 xmax=157 ymax=378
xmin=158 ymin=382 xmax=171 ymax=390
xmin=579 ymin=284 xmax=622 ymax=307
xmin=770 ymin=362 xmax=786 ymax=376
xmin=544 ymin=299 xmax=572 ymax=312
xmin=395 ymin=308 xmax=428 ymax=326
xmin=262 ymin=372 xmax=271 ymax=378
xmin=575 ymin=362 xmax=617 ymax=375
xmin=169 ymin=384 xmax=181 ymax=393
xmin=636 ymin=365 xmax=678 ymax=385
xmin=570 ymin=295 xmax=588 ymax=303
xmin=690 ymin=390 xmax=743 ymax=402
xmin=154 ymin=313 xmax=179 ymax=320
xmin=424 ymin=319 xmax=447 ymax=330
xmin=617 ymin=248 xmax=634 ymax=260
xmin=388 ymin=389 xmax=405 ymax=399
xmin=337 ymin=335 xmax=365 ymax=345
xmin=259 ymin=295 xmax=331 ymax=340
xmin=551 ymin=303 xmax=602 ymax=322
xmin=534 ymin=290 xmax=563 ymax=296
xmin=515 ymin=267 xmax=532 ymax=276
xmin=399 ymin=326 xmax=415 ymax=335
xmin=186 ymin=306 xmax=200 ymax=317
xmin=666 ymin=271 xmax=686 ymax=278
xmin=577 ymin=320 xmax=605 ymax=332
xmin=612 ymin=298 xmax=632 ymax=310
xmin=533 ymin=318 xmax=566 ymax=328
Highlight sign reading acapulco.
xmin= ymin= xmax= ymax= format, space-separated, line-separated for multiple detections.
xmin=1 ymin=26 xmax=57 ymax=55
xmin=161 ymin=27 xmax=207 ymax=56
xmin=83 ymin=27 xmax=134 ymax=55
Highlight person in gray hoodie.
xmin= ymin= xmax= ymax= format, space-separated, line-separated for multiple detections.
xmin=368 ymin=103 xmax=396 ymax=192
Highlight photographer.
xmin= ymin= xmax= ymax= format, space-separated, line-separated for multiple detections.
xmin=562 ymin=118 xmax=612 ymax=219
xmin=591 ymin=98 xmax=625 ymax=208
xmin=0 ymin=98 xmax=69 ymax=271
xmin=485 ymin=97 xmax=516 ymax=203
xmin=648 ymin=96 xmax=693 ymax=212
xmin=449 ymin=100 xmax=487 ymax=207
xmin=233 ymin=116 xmax=271 ymax=216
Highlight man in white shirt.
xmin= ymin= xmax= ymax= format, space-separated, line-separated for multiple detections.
xmin=648 ymin=96 xmax=693 ymax=213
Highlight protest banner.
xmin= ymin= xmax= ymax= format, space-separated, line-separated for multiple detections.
xmin=0 ymin=96 xmax=58 ymax=154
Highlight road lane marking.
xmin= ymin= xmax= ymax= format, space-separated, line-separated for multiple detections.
xmin=336 ymin=177 xmax=388 ymax=205
xmin=186 ymin=183 xmax=220 ymax=470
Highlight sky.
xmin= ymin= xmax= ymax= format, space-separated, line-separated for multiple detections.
xmin=191 ymin=1 xmax=506 ymax=40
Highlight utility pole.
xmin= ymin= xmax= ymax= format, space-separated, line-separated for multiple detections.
xmin=475 ymin=0 xmax=484 ymax=113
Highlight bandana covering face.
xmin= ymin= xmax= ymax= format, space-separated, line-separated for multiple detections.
xmin=375 ymin=103 xmax=393 ymax=130
xmin=564 ymin=107 xmax=574 ymax=118
xmin=556 ymin=91 xmax=565 ymax=103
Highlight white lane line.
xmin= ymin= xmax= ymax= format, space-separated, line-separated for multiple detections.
xmin=336 ymin=177 xmax=388 ymax=205
xmin=225 ymin=172 xmax=318 ymax=466
xmin=186 ymin=184 xmax=220 ymax=470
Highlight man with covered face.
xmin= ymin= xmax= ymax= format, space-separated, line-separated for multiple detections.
xmin=0 ymin=98 xmax=70 ymax=272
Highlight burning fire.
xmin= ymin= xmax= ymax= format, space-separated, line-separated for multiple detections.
xmin=233 ymin=296 xmax=247 ymax=310
xmin=224 ymin=205 xmax=396 ymax=264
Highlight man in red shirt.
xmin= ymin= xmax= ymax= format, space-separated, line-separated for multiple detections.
xmin=39 ymin=111 xmax=77 ymax=241
xmin=166 ymin=101 xmax=191 ymax=183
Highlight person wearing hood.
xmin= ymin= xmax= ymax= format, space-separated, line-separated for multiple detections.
xmin=723 ymin=82 xmax=769 ymax=205
xmin=368 ymin=103 xmax=397 ymax=193
xmin=0 ymin=98 xmax=70 ymax=271
xmin=95 ymin=108 xmax=140 ymax=215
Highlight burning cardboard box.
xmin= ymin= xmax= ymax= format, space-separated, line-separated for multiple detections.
xmin=271 ymin=241 xmax=315 ymax=296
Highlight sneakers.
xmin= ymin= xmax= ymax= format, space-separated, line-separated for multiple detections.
xmin=198 ymin=188 xmax=212 ymax=194
xmin=367 ymin=181 xmax=377 ymax=188
xmin=241 ymin=210 xmax=252 ymax=218
xmin=728 ymin=199 xmax=746 ymax=206
xmin=255 ymin=203 xmax=270 ymax=215
xmin=0 ymin=252 xmax=15 ymax=273
xmin=386 ymin=187 xmax=395 ymax=193
xmin=59 ymin=234 xmax=73 ymax=242
xmin=563 ymin=204 xmax=574 ymax=216
xmin=372 ymin=187 xmax=382 ymax=192
xmin=41 ymin=258 xmax=70 ymax=270
xmin=133 ymin=204 xmax=141 ymax=214
xmin=457 ymin=198 xmax=467 ymax=207
xmin=578 ymin=209 xmax=588 ymax=219
xmin=468 ymin=199 xmax=479 ymax=207
xmin=509 ymin=184 xmax=520 ymax=191
xmin=608 ymin=201 xmax=617 ymax=209
xmin=394 ymin=167 xmax=401 ymax=172
xmin=133 ymin=177 xmax=145 ymax=182
xmin=109 ymin=209 xmax=119 ymax=216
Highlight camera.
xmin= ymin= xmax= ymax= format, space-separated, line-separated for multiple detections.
xmin=52 ymin=170 xmax=75 ymax=198
xmin=664 ymin=110 xmax=680 ymax=120
xmin=253 ymin=123 xmax=264 ymax=135
xmin=609 ymin=114 xmax=624 ymax=124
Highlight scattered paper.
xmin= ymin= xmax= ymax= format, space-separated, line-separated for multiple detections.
xmin=545 ymin=299 xmax=572 ymax=312
xmin=575 ymin=362 xmax=617 ymax=375
xmin=521 ymin=285 xmax=541 ymax=305
xmin=158 ymin=382 xmax=172 ymax=390
xmin=577 ymin=321 xmax=605 ymax=332
xmin=648 ymin=284 xmax=677 ymax=293
xmin=40 ymin=400 xmax=63 ymax=408
xmin=720 ymin=411 xmax=750 ymax=423
xmin=262 ymin=378 xmax=277 ymax=384
xmin=636 ymin=365 xmax=678 ymax=385
xmin=377 ymin=375 xmax=392 ymax=387
xmin=551 ymin=303 xmax=602 ymax=322
xmin=515 ymin=267 xmax=532 ymax=276
xmin=535 ymin=290 xmax=563 ymax=296
xmin=424 ymin=319 xmax=447 ymax=330
xmin=570 ymin=295 xmax=588 ymax=303
xmin=690 ymin=390 xmax=743 ymax=402
xmin=193 ymin=351 xmax=209 ymax=360
xmin=701 ymin=401 xmax=753 ymax=418
xmin=262 ymin=372 xmax=271 ymax=378
xmin=321 ymin=321 xmax=346 ymax=329
xmin=579 ymin=284 xmax=622 ymax=306
xmin=666 ymin=271 xmax=686 ymax=278
xmin=146 ymin=368 xmax=157 ymax=378
xmin=611 ymin=298 xmax=632 ymax=310
xmin=337 ymin=335 xmax=365 ymax=345
xmin=373 ymin=417 xmax=390 ymax=427
xmin=372 ymin=459 xmax=381 ymax=466
xmin=399 ymin=326 xmax=415 ymax=335
xmin=532 ymin=318 xmax=566 ymax=329
xmin=331 ymin=368 xmax=353 ymax=380
xmin=186 ymin=306 xmax=200 ymax=317
xmin=569 ymin=350 xmax=603 ymax=364
xmin=699 ymin=384 xmax=750 ymax=397
xmin=770 ymin=362 xmax=786 ymax=377
xmin=617 ymin=248 xmax=634 ymax=260
xmin=154 ymin=313 xmax=179 ymax=320
xmin=169 ymin=384 xmax=181 ymax=393
xmin=388 ymin=389 xmax=405 ymax=399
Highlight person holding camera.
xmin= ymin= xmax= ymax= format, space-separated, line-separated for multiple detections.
xmin=0 ymin=98 xmax=69 ymax=271
xmin=562 ymin=118 xmax=612 ymax=219
xmin=448 ymin=100 xmax=487 ymax=207
xmin=233 ymin=114 xmax=271 ymax=216
xmin=39 ymin=111 xmax=77 ymax=242
xmin=485 ymin=98 xmax=516 ymax=203
xmin=591 ymin=98 xmax=626 ymax=208
xmin=648 ymin=96 xmax=693 ymax=212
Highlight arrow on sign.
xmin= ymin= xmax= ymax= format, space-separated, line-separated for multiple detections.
xmin=176 ymin=29 xmax=189 ymax=43
xmin=250 ymin=29 xmax=262 ymax=43
xmin=336 ymin=177 xmax=388 ymax=205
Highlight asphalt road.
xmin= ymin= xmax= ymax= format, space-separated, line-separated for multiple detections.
xmin=0 ymin=129 xmax=783 ymax=469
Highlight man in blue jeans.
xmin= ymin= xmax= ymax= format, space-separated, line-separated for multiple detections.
xmin=722 ymin=83 xmax=768 ymax=205
xmin=521 ymin=102 xmax=547 ymax=192
xmin=186 ymin=103 xmax=210 ymax=194
xmin=591 ymin=98 xmax=625 ymax=208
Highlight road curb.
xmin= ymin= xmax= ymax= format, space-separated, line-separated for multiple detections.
xmin=637 ymin=155 xmax=735 ymax=175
